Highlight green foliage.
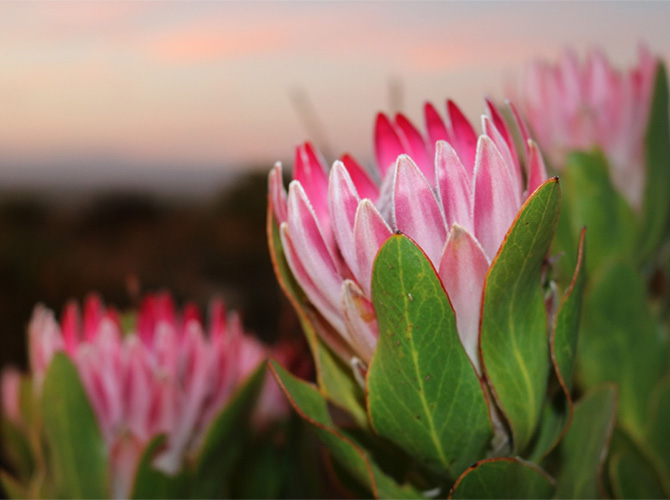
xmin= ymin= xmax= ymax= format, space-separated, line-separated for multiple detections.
xmin=269 ymin=361 xmax=420 ymax=499
xmin=578 ymin=262 xmax=668 ymax=438
xmin=609 ymin=451 xmax=666 ymax=499
xmin=555 ymin=386 xmax=617 ymax=499
xmin=40 ymin=353 xmax=109 ymax=499
xmin=480 ymin=178 xmax=560 ymax=453
xmin=367 ymin=234 xmax=492 ymax=479
xmin=555 ymin=151 xmax=637 ymax=275
xmin=131 ymin=436 xmax=189 ymax=500
xmin=189 ymin=362 xmax=266 ymax=499
xmin=529 ymin=228 xmax=586 ymax=461
xmin=448 ymin=457 xmax=555 ymax=499
xmin=641 ymin=62 xmax=670 ymax=260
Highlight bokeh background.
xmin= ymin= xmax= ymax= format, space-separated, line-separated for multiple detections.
xmin=1 ymin=0 xmax=669 ymax=377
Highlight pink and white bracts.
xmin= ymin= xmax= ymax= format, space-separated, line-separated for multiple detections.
xmin=23 ymin=293 xmax=268 ymax=499
xmin=270 ymin=99 xmax=547 ymax=372
xmin=515 ymin=45 xmax=656 ymax=210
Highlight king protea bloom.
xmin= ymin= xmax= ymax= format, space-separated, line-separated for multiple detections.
xmin=14 ymin=293 xmax=274 ymax=498
xmin=515 ymin=45 xmax=656 ymax=209
xmin=270 ymin=99 xmax=547 ymax=372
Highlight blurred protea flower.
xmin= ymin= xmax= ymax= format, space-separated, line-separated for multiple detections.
xmin=2 ymin=292 xmax=286 ymax=499
xmin=514 ymin=45 xmax=656 ymax=209
xmin=269 ymin=99 xmax=547 ymax=372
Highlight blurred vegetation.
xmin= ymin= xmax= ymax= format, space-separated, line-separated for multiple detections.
xmin=0 ymin=170 xmax=299 ymax=373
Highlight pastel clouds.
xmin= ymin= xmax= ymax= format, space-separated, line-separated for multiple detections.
xmin=0 ymin=1 xmax=669 ymax=184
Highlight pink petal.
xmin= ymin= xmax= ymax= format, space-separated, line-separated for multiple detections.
xmin=353 ymin=200 xmax=393 ymax=297
xmin=207 ymin=298 xmax=227 ymax=341
xmin=340 ymin=154 xmax=379 ymax=201
xmin=294 ymin=142 xmax=331 ymax=236
xmin=83 ymin=294 xmax=104 ymax=342
xmin=28 ymin=306 xmax=64 ymax=379
xmin=341 ymin=280 xmax=378 ymax=364
xmin=395 ymin=113 xmax=432 ymax=182
xmin=438 ymin=224 xmax=490 ymax=373
xmin=328 ymin=161 xmax=361 ymax=277
xmin=485 ymin=97 xmax=519 ymax=169
xmin=60 ymin=300 xmax=81 ymax=355
xmin=472 ymin=136 xmax=519 ymax=259
xmin=123 ymin=337 xmax=153 ymax=441
xmin=1 ymin=368 xmax=21 ymax=425
xmin=526 ymin=140 xmax=548 ymax=197
xmin=374 ymin=113 xmax=405 ymax=176
xmin=447 ymin=100 xmax=478 ymax=174
xmin=287 ymin=181 xmax=343 ymax=306
xmin=109 ymin=434 xmax=144 ymax=500
xmin=170 ymin=323 xmax=211 ymax=461
xmin=507 ymin=100 xmax=533 ymax=157
xmin=435 ymin=141 xmax=473 ymax=232
xmin=392 ymin=155 xmax=447 ymax=266
xmin=268 ymin=163 xmax=288 ymax=224
xmin=280 ymin=223 xmax=346 ymax=336
xmin=182 ymin=303 xmax=202 ymax=330
xmin=482 ymin=116 xmax=522 ymax=206
xmin=424 ymin=102 xmax=449 ymax=147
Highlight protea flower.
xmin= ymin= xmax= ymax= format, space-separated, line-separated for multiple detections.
xmin=514 ymin=45 xmax=656 ymax=210
xmin=269 ymin=99 xmax=547 ymax=372
xmin=2 ymin=292 xmax=283 ymax=499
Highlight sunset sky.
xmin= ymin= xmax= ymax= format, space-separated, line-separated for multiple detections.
xmin=1 ymin=1 xmax=670 ymax=193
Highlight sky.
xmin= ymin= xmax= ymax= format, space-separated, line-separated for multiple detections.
xmin=1 ymin=1 xmax=670 ymax=194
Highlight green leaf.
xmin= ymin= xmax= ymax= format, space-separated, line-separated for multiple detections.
xmin=131 ymin=435 xmax=188 ymax=499
xmin=609 ymin=452 xmax=666 ymax=499
xmin=367 ymin=234 xmax=492 ymax=478
xmin=448 ymin=457 xmax=555 ymax=499
xmin=269 ymin=360 xmax=421 ymax=499
xmin=578 ymin=262 xmax=668 ymax=437
xmin=558 ymin=151 xmax=637 ymax=273
xmin=268 ymin=205 xmax=367 ymax=426
xmin=641 ymin=375 xmax=670 ymax=496
xmin=189 ymin=362 xmax=266 ymax=499
xmin=0 ymin=471 xmax=28 ymax=500
xmin=480 ymin=178 xmax=560 ymax=453
xmin=1 ymin=418 xmax=34 ymax=482
xmin=41 ymin=353 xmax=108 ymax=499
xmin=555 ymin=385 xmax=617 ymax=499
xmin=529 ymin=228 xmax=587 ymax=461
xmin=641 ymin=61 xmax=670 ymax=260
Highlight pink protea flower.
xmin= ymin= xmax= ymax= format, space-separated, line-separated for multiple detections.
xmin=269 ymin=99 xmax=547 ymax=372
xmin=515 ymin=45 xmax=656 ymax=209
xmin=22 ymin=292 xmax=269 ymax=499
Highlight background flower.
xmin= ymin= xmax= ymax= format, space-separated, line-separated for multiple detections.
xmin=514 ymin=45 xmax=656 ymax=209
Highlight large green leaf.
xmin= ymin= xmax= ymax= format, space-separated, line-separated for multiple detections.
xmin=641 ymin=61 xmax=670 ymax=260
xmin=555 ymin=386 xmax=617 ymax=499
xmin=558 ymin=151 xmax=637 ymax=273
xmin=269 ymin=361 xmax=420 ymax=499
xmin=268 ymin=206 xmax=367 ymax=426
xmin=0 ymin=471 xmax=28 ymax=500
xmin=131 ymin=435 xmax=189 ymax=499
xmin=578 ymin=262 xmax=668 ymax=438
xmin=529 ymin=228 xmax=587 ymax=461
xmin=480 ymin=178 xmax=560 ymax=453
xmin=1 ymin=418 xmax=34 ymax=483
xmin=189 ymin=362 xmax=265 ymax=499
xmin=367 ymin=234 xmax=491 ymax=478
xmin=448 ymin=457 xmax=555 ymax=499
xmin=641 ymin=375 xmax=670 ymax=496
xmin=40 ymin=353 xmax=108 ymax=499
xmin=609 ymin=451 xmax=666 ymax=499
